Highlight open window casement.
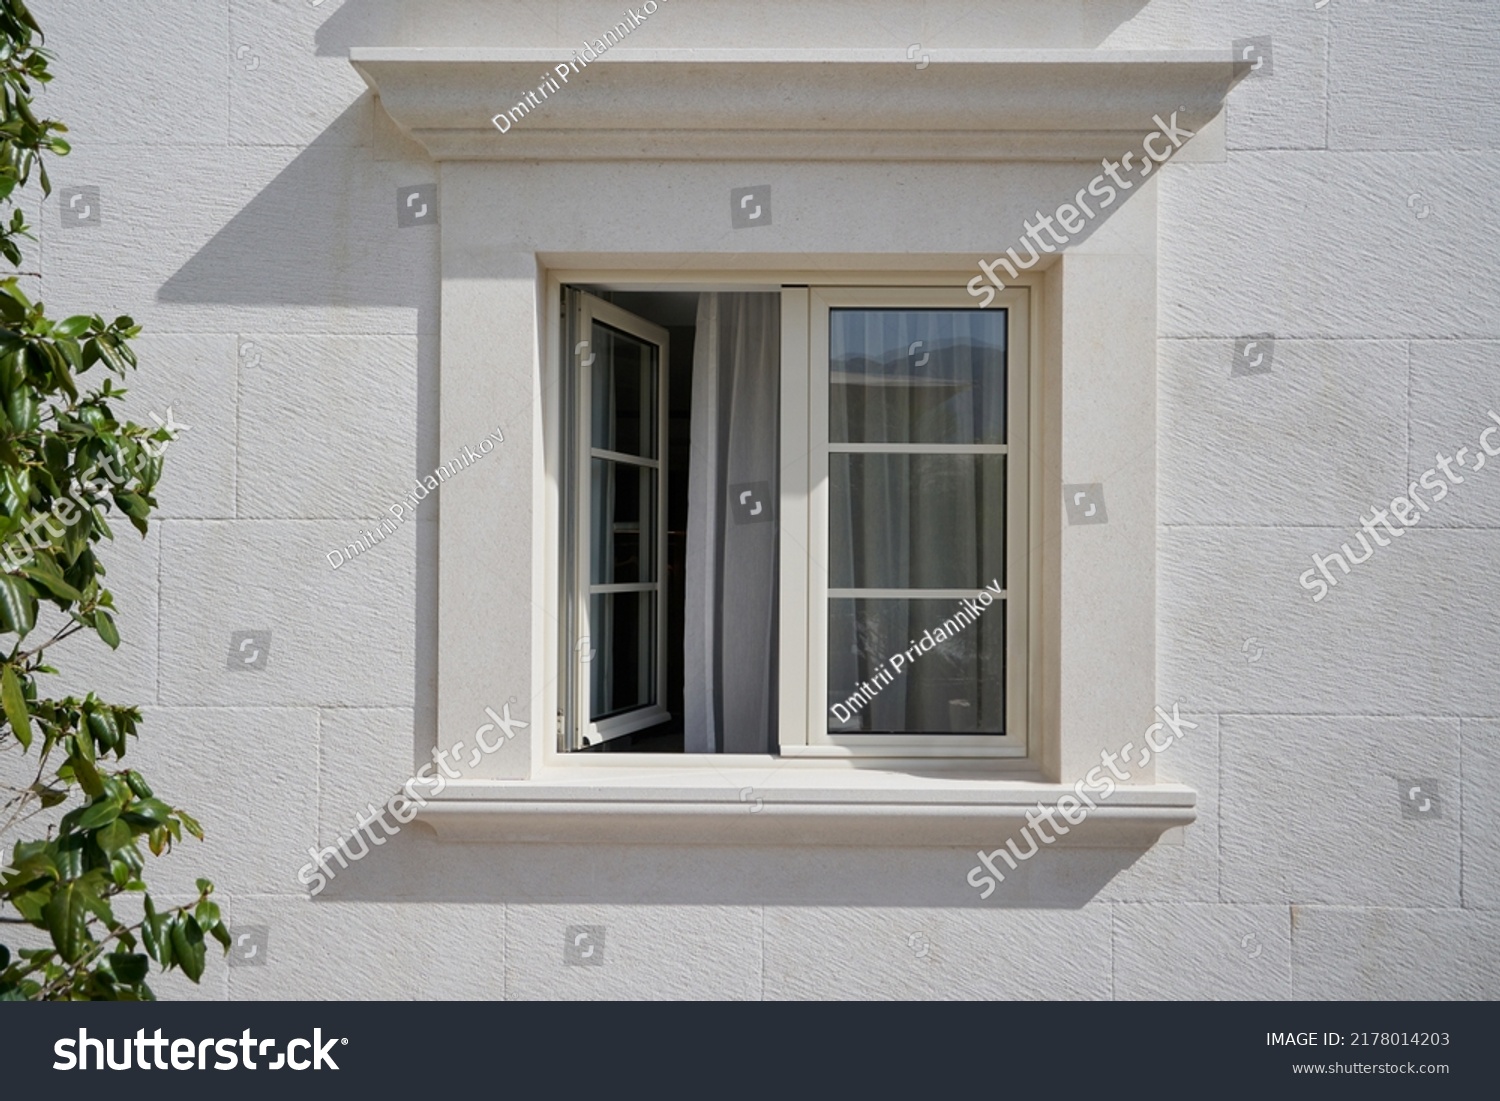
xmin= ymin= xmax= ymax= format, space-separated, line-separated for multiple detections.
xmin=562 ymin=290 xmax=671 ymax=749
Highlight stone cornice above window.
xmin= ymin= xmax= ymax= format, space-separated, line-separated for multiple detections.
xmin=350 ymin=48 xmax=1246 ymax=162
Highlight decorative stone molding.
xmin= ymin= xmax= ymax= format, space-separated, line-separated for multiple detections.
xmin=352 ymin=48 xmax=1245 ymax=162
xmin=415 ymin=774 xmax=1197 ymax=846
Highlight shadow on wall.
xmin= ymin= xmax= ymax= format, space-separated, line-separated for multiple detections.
xmin=155 ymin=96 xmax=442 ymax=764
xmin=308 ymin=823 xmax=1168 ymax=909
xmin=157 ymin=100 xmax=435 ymax=317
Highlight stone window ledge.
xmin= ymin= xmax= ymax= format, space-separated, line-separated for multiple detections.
xmin=413 ymin=768 xmax=1196 ymax=847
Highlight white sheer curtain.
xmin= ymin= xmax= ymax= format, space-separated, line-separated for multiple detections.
xmin=684 ymin=293 xmax=780 ymax=753
xmin=825 ymin=308 xmax=1007 ymax=735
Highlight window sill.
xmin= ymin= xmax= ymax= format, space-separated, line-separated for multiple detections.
xmin=412 ymin=767 xmax=1196 ymax=847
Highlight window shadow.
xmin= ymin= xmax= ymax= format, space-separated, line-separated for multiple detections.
xmin=306 ymin=821 xmax=1181 ymax=909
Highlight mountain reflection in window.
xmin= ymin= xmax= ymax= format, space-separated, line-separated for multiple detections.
xmin=829 ymin=308 xmax=1006 ymax=446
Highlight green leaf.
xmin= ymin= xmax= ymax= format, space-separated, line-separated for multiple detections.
xmin=8 ymin=841 xmax=58 ymax=875
xmin=39 ymin=341 xmax=76 ymax=400
xmin=86 ymin=708 xmax=121 ymax=753
xmin=0 ymin=574 xmax=36 ymax=635
xmin=107 ymin=952 xmax=148 ymax=984
xmin=43 ymin=875 xmax=106 ymax=963
xmin=69 ymin=741 xmax=103 ymax=798
xmin=52 ymin=315 xmax=90 ymax=339
xmin=54 ymin=836 xmax=87 ymax=881
xmin=93 ymin=609 xmax=119 ymax=649
xmin=123 ymin=798 xmax=172 ymax=828
xmin=142 ymin=896 xmax=170 ymax=966
xmin=109 ymin=858 xmax=132 ymax=887
xmin=21 ymin=555 xmax=82 ymax=602
xmin=71 ymin=726 xmax=95 ymax=766
xmin=95 ymin=818 xmax=132 ymax=855
xmin=169 ymin=916 xmax=206 ymax=982
xmin=179 ymin=810 xmax=204 ymax=841
xmin=29 ymin=782 xmax=67 ymax=808
xmin=41 ymin=435 xmax=70 ymax=480
xmin=113 ymin=489 xmax=148 ymax=519
xmin=11 ymin=887 xmax=49 ymax=923
xmin=194 ymin=899 xmax=220 ymax=931
xmin=4 ymin=383 xmax=36 ymax=431
xmin=74 ymin=795 xmax=121 ymax=831
xmin=0 ymin=292 xmax=25 ymax=326
xmin=62 ymin=509 xmax=91 ymax=565
xmin=1 ymin=664 xmax=31 ymax=750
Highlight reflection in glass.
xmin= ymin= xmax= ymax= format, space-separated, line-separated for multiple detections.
xmin=827 ymin=598 xmax=1004 ymax=735
xmin=590 ymin=590 xmax=657 ymax=720
xmin=589 ymin=458 xmax=657 ymax=585
xmin=830 ymin=308 xmax=1006 ymax=444
xmin=830 ymin=453 xmax=1004 ymax=590
xmin=591 ymin=322 xmax=657 ymax=457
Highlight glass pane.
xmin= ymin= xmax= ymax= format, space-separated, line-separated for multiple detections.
xmin=830 ymin=308 xmax=1006 ymax=444
xmin=827 ymin=598 xmax=1004 ymax=735
xmin=589 ymin=590 xmax=657 ymax=720
xmin=590 ymin=458 xmax=656 ymax=584
xmin=591 ymin=321 xmax=658 ymax=458
xmin=830 ymin=453 xmax=1005 ymax=590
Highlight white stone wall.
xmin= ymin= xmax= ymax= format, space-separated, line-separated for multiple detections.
xmin=22 ymin=0 xmax=1499 ymax=999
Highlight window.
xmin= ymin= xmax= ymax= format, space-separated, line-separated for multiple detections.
xmin=565 ymin=291 xmax=671 ymax=748
xmin=796 ymin=287 xmax=1030 ymax=757
xmin=360 ymin=45 xmax=1215 ymax=839
xmin=559 ymin=281 xmax=1032 ymax=760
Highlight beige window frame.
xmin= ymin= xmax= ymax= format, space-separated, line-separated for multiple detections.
xmin=568 ymin=291 xmax=672 ymax=748
xmin=551 ymin=275 xmax=1036 ymax=763
xmin=780 ymin=285 xmax=1034 ymax=758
